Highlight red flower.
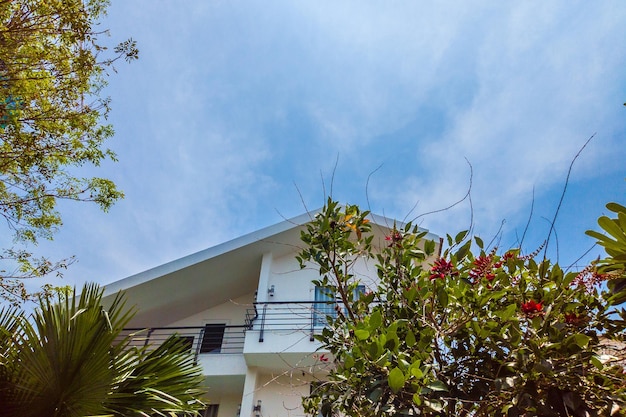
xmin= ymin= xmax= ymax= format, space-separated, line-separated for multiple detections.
xmin=572 ymin=264 xmax=610 ymax=292
xmin=429 ymin=258 xmax=458 ymax=280
xmin=385 ymin=231 xmax=403 ymax=247
xmin=564 ymin=312 xmax=586 ymax=325
xmin=521 ymin=300 xmax=543 ymax=314
xmin=469 ymin=251 xmax=511 ymax=283
xmin=469 ymin=255 xmax=495 ymax=282
xmin=502 ymin=251 xmax=516 ymax=261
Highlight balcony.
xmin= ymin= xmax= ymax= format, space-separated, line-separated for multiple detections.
xmin=118 ymin=324 xmax=247 ymax=357
xmin=242 ymin=301 xmax=342 ymax=370
xmin=116 ymin=301 xmax=339 ymax=357
xmin=246 ymin=301 xmax=342 ymax=343
xmin=116 ymin=302 xmax=350 ymax=373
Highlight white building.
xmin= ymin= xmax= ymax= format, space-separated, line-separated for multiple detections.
xmin=103 ymin=210 xmax=440 ymax=417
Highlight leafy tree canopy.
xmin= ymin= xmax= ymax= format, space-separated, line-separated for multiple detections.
xmin=300 ymin=199 xmax=626 ymax=417
xmin=0 ymin=0 xmax=137 ymax=303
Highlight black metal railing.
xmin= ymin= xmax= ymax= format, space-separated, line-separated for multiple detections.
xmin=117 ymin=301 xmax=346 ymax=353
xmin=245 ymin=301 xmax=343 ymax=342
xmin=118 ymin=325 xmax=247 ymax=357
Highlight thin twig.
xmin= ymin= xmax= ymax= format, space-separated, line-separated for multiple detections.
xmin=411 ymin=158 xmax=474 ymax=225
xmin=564 ymin=243 xmax=598 ymax=273
xmin=543 ymin=134 xmax=595 ymax=261
xmin=329 ymin=154 xmax=339 ymax=199
xmin=519 ymin=186 xmax=535 ymax=251
xmin=486 ymin=219 xmax=506 ymax=252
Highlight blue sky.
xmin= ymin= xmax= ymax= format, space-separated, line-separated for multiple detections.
xmin=30 ymin=1 xmax=626 ymax=289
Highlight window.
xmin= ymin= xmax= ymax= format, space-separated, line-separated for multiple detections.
xmin=200 ymin=324 xmax=226 ymax=353
xmin=353 ymin=284 xmax=366 ymax=300
xmin=313 ymin=285 xmax=365 ymax=326
xmin=314 ymin=286 xmax=336 ymax=326
xmin=202 ymin=404 xmax=219 ymax=417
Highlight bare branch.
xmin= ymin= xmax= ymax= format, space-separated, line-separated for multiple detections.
xmin=543 ymin=134 xmax=595 ymax=261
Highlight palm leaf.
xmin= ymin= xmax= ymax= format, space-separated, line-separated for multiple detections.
xmin=106 ymin=335 xmax=206 ymax=416
xmin=0 ymin=283 xmax=206 ymax=417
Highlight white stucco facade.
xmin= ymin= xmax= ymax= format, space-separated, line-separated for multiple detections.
xmin=103 ymin=211 xmax=440 ymax=417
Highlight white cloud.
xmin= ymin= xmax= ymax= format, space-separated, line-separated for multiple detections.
xmin=18 ymin=1 xmax=624 ymax=288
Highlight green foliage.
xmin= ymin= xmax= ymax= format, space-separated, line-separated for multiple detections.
xmin=0 ymin=0 xmax=137 ymax=303
xmin=0 ymin=283 xmax=206 ymax=417
xmin=586 ymin=202 xmax=626 ymax=304
xmin=300 ymin=200 xmax=626 ymax=417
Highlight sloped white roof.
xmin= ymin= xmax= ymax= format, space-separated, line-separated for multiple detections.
xmin=103 ymin=209 xmax=439 ymax=326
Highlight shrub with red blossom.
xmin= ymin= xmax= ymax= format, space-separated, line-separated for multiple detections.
xmin=300 ymin=199 xmax=626 ymax=417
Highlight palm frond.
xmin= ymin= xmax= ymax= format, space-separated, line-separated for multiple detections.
xmin=0 ymin=283 xmax=206 ymax=417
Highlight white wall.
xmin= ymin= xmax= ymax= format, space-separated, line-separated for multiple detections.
xmin=243 ymin=251 xmax=381 ymax=358
xmin=167 ymin=292 xmax=255 ymax=327
xmin=267 ymin=251 xmax=380 ymax=303
xmin=209 ymin=393 xmax=242 ymax=417
xmin=252 ymin=373 xmax=317 ymax=417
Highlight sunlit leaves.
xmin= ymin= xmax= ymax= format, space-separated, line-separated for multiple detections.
xmin=0 ymin=0 xmax=137 ymax=302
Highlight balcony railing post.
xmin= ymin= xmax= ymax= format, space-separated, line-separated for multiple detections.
xmin=310 ymin=302 xmax=315 ymax=341
xmin=259 ymin=303 xmax=267 ymax=342
xmin=196 ymin=326 xmax=205 ymax=361
xmin=144 ymin=328 xmax=153 ymax=347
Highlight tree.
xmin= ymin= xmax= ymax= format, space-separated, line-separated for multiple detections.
xmin=0 ymin=0 xmax=138 ymax=303
xmin=0 ymin=283 xmax=206 ymax=417
xmin=299 ymin=199 xmax=626 ymax=417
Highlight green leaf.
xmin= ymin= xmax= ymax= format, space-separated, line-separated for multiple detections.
xmin=598 ymin=217 xmax=626 ymax=243
xmin=344 ymin=354 xmax=355 ymax=369
xmin=455 ymin=230 xmax=468 ymax=244
xmin=497 ymin=303 xmax=518 ymax=321
xmin=410 ymin=366 xmax=423 ymax=378
xmin=586 ymin=229 xmax=612 ymax=244
xmin=427 ymin=380 xmax=447 ymax=392
xmin=424 ymin=399 xmax=444 ymax=412
xmin=368 ymin=341 xmax=380 ymax=357
xmin=437 ymin=286 xmax=448 ymax=308
xmin=388 ymin=367 xmax=405 ymax=393
xmin=355 ymin=329 xmax=370 ymax=340
xmin=572 ymin=333 xmax=591 ymax=349
xmin=405 ymin=330 xmax=416 ymax=347
xmin=591 ymin=355 xmax=604 ymax=370
xmin=456 ymin=240 xmax=472 ymax=261
xmin=370 ymin=310 xmax=382 ymax=329
xmin=607 ymin=202 xmax=626 ymax=215
xmin=424 ymin=239 xmax=436 ymax=256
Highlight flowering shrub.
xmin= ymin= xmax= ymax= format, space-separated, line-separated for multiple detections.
xmin=299 ymin=199 xmax=626 ymax=417
xmin=520 ymin=299 xmax=543 ymax=315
